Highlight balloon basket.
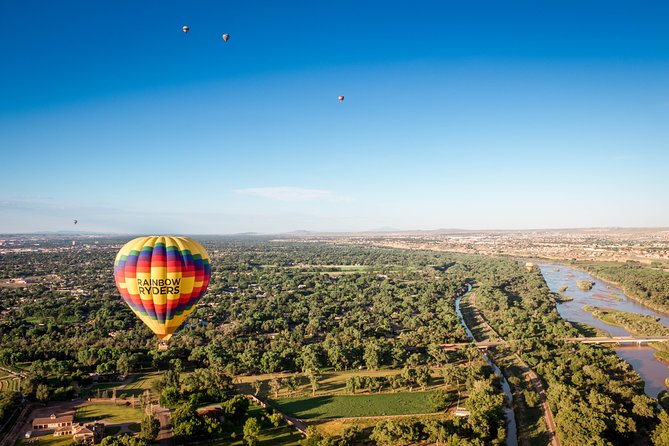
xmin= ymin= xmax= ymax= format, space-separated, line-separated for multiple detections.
xmin=158 ymin=341 xmax=169 ymax=351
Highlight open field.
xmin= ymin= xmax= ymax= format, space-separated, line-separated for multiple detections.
xmin=235 ymin=368 xmax=449 ymax=399
xmin=118 ymin=372 xmax=162 ymax=397
xmin=75 ymin=404 xmax=143 ymax=423
xmin=85 ymin=371 xmax=163 ymax=399
xmin=16 ymin=436 xmax=72 ymax=446
xmin=273 ymin=391 xmax=441 ymax=419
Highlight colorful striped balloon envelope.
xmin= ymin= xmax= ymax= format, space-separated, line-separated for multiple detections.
xmin=114 ymin=236 xmax=211 ymax=341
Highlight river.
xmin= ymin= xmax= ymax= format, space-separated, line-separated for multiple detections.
xmin=455 ymin=284 xmax=518 ymax=446
xmin=539 ymin=263 xmax=669 ymax=398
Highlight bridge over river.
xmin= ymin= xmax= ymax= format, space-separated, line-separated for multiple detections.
xmin=563 ymin=336 xmax=669 ymax=346
xmin=442 ymin=336 xmax=669 ymax=350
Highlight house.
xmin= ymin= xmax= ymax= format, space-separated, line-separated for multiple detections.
xmin=53 ymin=422 xmax=103 ymax=444
xmin=32 ymin=414 xmax=73 ymax=430
xmin=73 ymin=423 xmax=104 ymax=444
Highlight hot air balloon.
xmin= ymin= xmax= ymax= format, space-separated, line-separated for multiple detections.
xmin=338 ymin=95 xmax=344 ymax=103
xmin=74 ymin=219 xmax=78 ymax=225
xmin=114 ymin=236 xmax=211 ymax=343
xmin=222 ymin=33 xmax=230 ymax=42
xmin=182 ymin=25 xmax=190 ymax=33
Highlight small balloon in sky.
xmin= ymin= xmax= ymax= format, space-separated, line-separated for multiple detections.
xmin=222 ymin=33 xmax=230 ymax=42
xmin=182 ymin=25 xmax=190 ymax=33
xmin=338 ymin=95 xmax=345 ymax=103
xmin=74 ymin=219 xmax=78 ymax=225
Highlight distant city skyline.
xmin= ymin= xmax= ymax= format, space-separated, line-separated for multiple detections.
xmin=2 ymin=1 xmax=668 ymax=234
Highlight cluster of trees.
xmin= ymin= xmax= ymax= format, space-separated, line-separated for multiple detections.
xmin=0 ymin=239 xmax=474 ymax=403
xmin=464 ymin=256 xmax=667 ymax=445
xmin=583 ymin=261 xmax=669 ymax=313
xmin=344 ymin=367 xmax=431 ymax=394
xmin=156 ymin=362 xmax=234 ymax=408
xmin=98 ymin=415 xmax=159 ymax=446
xmin=12 ymin=238 xmax=669 ymax=444
xmin=0 ymin=391 xmax=20 ymax=428
xmin=583 ymin=306 xmax=669 ymax=337
xmin=301 ymin=377 xmax=506 ymax=446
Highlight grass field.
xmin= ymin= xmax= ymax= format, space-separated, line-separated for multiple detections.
xmin=235 ymin=368 xmax=448 ymax=399
xmin=16 ymin=436 xmax=71 ymax=446
xmin=75 ymin=404 xmax=143 ymax=423
xmin=84 ymin=381 xmax=124 ymax=397
xmin=273 ymin=391 xmax=439 ymax=419
xmin=118 ymin=372 xmax=163 ymax=397
xmin=85 ymin=372 xmax=163 ymax=399
xmin=205 ymin=404 xmax=302 ymax=446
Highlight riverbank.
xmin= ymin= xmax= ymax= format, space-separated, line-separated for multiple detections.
xmin=582 ymin=306 xmax=669 ymax=363
xmin=566 ymin=262 xmax=669 ymax=316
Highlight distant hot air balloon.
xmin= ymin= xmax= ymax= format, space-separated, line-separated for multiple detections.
xmin=182 ymin=25 xmax=190 ymax=33
xmin=222 ymin=33 xmax=230 ymax=42
xmin=114 ymin=236 xmax=211 ymax=342
xmin=338 ymin=95 xmax=344 ymax=103
xmin=74 ymin=219 xmax=78 ymax=225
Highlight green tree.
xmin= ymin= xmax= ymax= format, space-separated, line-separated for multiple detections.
xmin=117 ymin=353 xmax=131 ymax=377
xmin=140 ymin=414 xmax=160 ymax=441
xmin=36 ymin=383 xmax=49 ymax=405
xmin=160 ymin=386 xmax=180 ymax=407
xmin=304 ymin=369 xmax=320 ymax=396
xmin=363 ymin=340 xmax=381 ymax=370
xmin=243 ymin=417 xmax=261 ymax=446
xmin=653 ymin=411 xmax=669 ymax=446
xmin=428 ymin=389 xmax=451 ymax=412
xmin=416 ymin=367 xmax=431 ymax=390
xmin=269 ymin=378 xmax=281 ymax=398
xmin=341 ymin=425 xmax=362 ymax=445
xmin=268 ymin=412 xmax=283 ymax=428
xmin=251 ymin=380 xmax=262 ymax=396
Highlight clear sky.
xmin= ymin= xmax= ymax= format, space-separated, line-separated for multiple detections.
xmin=1 ymin=0 xmax=668 ymax=234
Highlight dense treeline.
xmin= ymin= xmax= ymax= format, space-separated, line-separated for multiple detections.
xmin=468 ymin=257 xmax=665 ymax=445
xmin=3 ymin=238 xmax=667 ymax=444
xmin=583 ymin=262 xmax=669 ymax=313
xmin=0 ymin=391 xmax=21 ymax=429
xmin=0 ymin=240 xmax=470 ymax=395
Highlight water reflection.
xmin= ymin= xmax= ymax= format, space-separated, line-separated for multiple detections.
xmin=539 ymin=263 xmax=669 ymax=398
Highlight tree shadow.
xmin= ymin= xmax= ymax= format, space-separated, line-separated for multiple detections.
xmin=275 ymin=396 xmax=334 ymax=419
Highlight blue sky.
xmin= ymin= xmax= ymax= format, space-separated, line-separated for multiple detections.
xmin=1 ymin=0 xmax=668 ymax=233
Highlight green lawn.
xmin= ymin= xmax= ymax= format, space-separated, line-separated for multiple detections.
xmin=75 ymin=404 xmax=143 ymax=423
xmin=117 ymin=371 xmax=165 ymax=398
xmin=235 ymin=368 xmax=447 ymax=399
xmin=16 ymin=436 xmax=72 ymax=446
xmin=273 ymin=391 xmax=438 ymax=419
xmin=83 ymin=381 xmax=124 ymax=397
